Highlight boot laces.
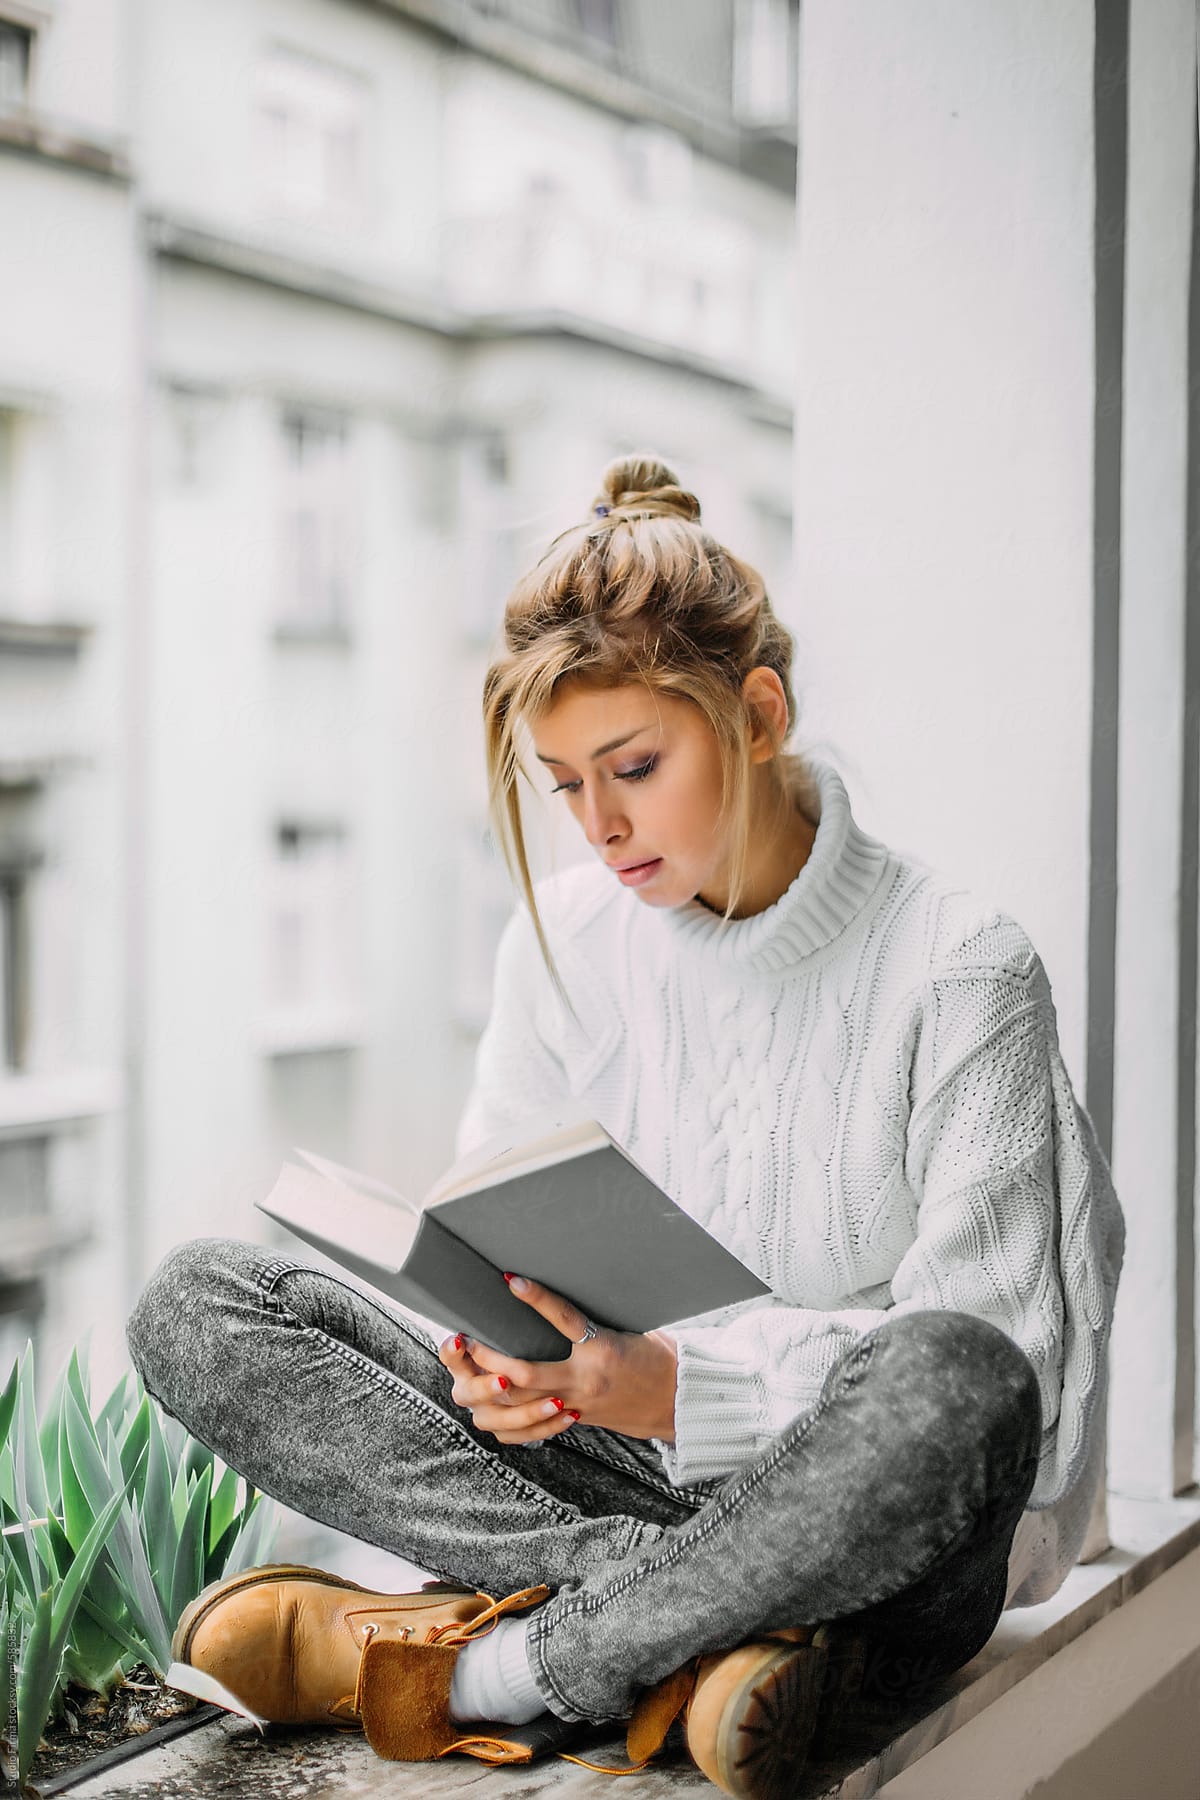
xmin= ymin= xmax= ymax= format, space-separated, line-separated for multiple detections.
xmin=346 ymin=1585 xmax=552 ymax=1718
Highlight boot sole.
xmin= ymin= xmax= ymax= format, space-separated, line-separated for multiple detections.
xmin=172 ymin=1563 xmax=379 ymax=1663
xmin=691 ymin=1628 xmax=860 ymax=1800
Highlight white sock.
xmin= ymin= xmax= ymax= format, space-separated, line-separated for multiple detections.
xmin=448 ymin=1616 xmax=545 ymax=1724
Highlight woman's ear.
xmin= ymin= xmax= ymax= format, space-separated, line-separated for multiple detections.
xmin=741 ymin=666 xmax=788 ymax=764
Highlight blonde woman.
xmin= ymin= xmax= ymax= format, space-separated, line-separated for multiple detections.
xmin=128 ymin=455 xmax=1125 ymax=1800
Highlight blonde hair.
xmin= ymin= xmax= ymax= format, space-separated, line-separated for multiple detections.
xmin=481 ymin=451 xmax=815 ymax=1013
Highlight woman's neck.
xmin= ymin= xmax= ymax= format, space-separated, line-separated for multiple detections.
xmin=698 ymin=789 xmax=818 ymax=920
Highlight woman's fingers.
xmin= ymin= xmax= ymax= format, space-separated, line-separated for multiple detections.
xmin=470 ymin=1394 xmax=581 ymax=1445
xmin=440 ymin=1337 xmax=580 ymax=1441
xmin=438 ymin=1333 xmax=483 ymax=1381
xmin=504 ymin=1274 xmax=600 ymax=1351
xmin=440 ymin=1335 xmax=551 ymax=1412
xmin=462 ymin=1338 xmax=540 ymax=1389
xmin=440 ymin=1334 xmax=506 ymax=1407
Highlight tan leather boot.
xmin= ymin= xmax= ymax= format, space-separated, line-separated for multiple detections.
xmin=622 ymin=1624 xmax=868 ymax=1800
xmin=171 ymin=1562 xmax=555 ymax=1765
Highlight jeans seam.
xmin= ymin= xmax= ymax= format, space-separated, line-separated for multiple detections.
xmin=255 ymin=1257 xmax=441 ymax=1357
xmin=564 ymin=1431 xmax=710 ymax=1508
xmin=532 ymin=1332 xmax=883 ymax=1638
xmin=257 ymin=1260 xmax=584 ymax=1528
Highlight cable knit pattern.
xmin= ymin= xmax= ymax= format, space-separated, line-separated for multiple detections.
xmin=453 ymin=757 xmax=1126 ymax=1610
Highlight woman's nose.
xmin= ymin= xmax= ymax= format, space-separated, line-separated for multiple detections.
xmin=581 ymin=787 xmax=627 ymax=848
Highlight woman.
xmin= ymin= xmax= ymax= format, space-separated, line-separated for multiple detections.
xmin=127 ymin=454 xmax=1125 ymax=1800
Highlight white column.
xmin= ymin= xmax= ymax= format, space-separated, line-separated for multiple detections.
xmin=1107 ymin=0 xmax=1197 ymax=1500
xmin=790 ymin=1 xmax=1198 ymax=1518
xmin=791 ymin=0 xmax=1098 ymax=1059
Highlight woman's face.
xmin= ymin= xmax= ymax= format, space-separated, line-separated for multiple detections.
xmin=529 ymin=682 xmax=734 ymax=912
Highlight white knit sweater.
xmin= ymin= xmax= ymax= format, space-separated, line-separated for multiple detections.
xmin=454 ymin=756 xmax=1126 ymax=1610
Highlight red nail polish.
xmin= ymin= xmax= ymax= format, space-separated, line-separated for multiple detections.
xmin=497 ymin=1375 xmax=509 ymax=1390
xmin=567 ymin=1409 xmax=581 ymax=1421
xmin=502 ymin=1272 xmax=514 ymax=1282
xmin=453 ymin=1333 xmax=464 ymax=1351
xmin=550 ymin=1397 xmax=564 ymax=1411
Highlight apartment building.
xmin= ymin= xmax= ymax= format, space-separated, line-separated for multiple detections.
xmin=0 ymin=0 xmax=798 ymax=1384
xmin=0 ymin=0 xmax=135 ymax=1375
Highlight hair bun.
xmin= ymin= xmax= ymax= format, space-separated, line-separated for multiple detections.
xmin=592 ymin=452 xmax=702 ymax=523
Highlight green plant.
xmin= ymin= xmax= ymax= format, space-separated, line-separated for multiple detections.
xmin=0 ymin=1342 xmax=276 ymax=1793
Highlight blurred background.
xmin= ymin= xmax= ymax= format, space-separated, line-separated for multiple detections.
xmin=0 ymin=0 xmax=798 ymax=1369
xmin=0 ymin=0 xmax=799 ymax=1574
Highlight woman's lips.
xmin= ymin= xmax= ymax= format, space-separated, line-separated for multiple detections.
xmin=615 ymin=859 xmax=663 ymax=887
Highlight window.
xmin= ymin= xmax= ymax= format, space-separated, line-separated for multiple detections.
xmin=0 ymin=872 xmax=29 ymax=1071
xmin=165 ymin=383 xmax=227 ymax=490
xmin=266 ymin=819 xmax=360 ymax=1020
xmin=0 ymin=1278 xmax=42 ymax=1373
xmin=276 ymin=407 xmax=353 ymax=635
xmin=0 ymin=1135 xmax=48 ymax=1222
xmin=0 ymin=1135 xmax=49 ymax=1371
xmin=620 ymin=123 xmax=694 ymax=204
xmin=573 ymin=0 xmax=619 ymax=55
xmin=732 ymin=0 xmax=796 ymax=130
xmin=0 ymin=816 xmax=41 ymax=1073
xmin=458 ymin=433 xmax=520 ymax=646
xmin=0 ymin=409 xmax=14 ymax=598
xmin=453 ymin=819 xmax=516 ymax=1031
xmin=0 ymin=402 xmax=59 ymax=620
xmin=0 ymin=21 xmax=32 ymax=111
xmin=255 ymin=46 xmax=368 ymax=226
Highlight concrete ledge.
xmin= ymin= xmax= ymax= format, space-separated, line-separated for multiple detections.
xmin=807 ymin=1488 xmax=1200 ymax=1798
xmin=63 ymin=1489 xmax=1200 ymax=1797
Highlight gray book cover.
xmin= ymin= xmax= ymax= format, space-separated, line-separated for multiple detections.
xmin=257 ymin=1112 xmax=770 ymax=1361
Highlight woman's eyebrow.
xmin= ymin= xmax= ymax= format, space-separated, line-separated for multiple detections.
xmin=534 ymin=726 xmax=653 ymax=765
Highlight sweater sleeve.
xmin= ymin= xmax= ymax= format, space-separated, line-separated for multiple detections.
xmin=654 ymin=920 xmax=1126 ymax=1508
xmin=453 ymin=903 xmax=573 ymax=1162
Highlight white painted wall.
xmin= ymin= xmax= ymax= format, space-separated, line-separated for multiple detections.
xmin=791 ymin=0 xmax=1200 ymax=1783
xmin=1107 ymin=0 xmax=1199 ymax=1503
xmin=32 ymin=0 xmax=126 ymax=141
xmin=791 ymin=0 xmax=1096 ymax=1066
xmin=136 ymin=0 xmax=448 ymax=285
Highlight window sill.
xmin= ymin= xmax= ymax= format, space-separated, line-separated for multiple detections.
xmin=0 ymin=615 xmax=94 ymax=655
xmin=0 ymin=1215 xmax=94 ymax=1281
xmin=270 ymin=620 xmax=353 ymax=649
xmin=257 ymin=1010 xmax=367 ymax=1056
xmin=797 ymin=1487 xmax=1200 ymax=1798
xmin=0 ymin=109 xmax=129 ymax=180
xmin=0 ymin=1068 xmax=123 ymax=1134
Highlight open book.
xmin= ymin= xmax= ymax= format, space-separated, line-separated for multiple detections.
xmin=256 ymin=1098 xmax=770 ymax=1360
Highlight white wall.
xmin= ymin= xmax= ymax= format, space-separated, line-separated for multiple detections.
xmin=1106 ymin=0 xmax=1199 ymax=1502
xmin=791 ymin=0 xmax=1096 ymax=1068
xmin=136 ymin=0 xmax=448 ymax=285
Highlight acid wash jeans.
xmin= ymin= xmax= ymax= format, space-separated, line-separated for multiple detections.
xmin=125 ymin=1237 xmax=1043 ymax=1727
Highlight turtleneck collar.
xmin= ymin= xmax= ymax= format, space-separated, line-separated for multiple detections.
xmin=651 ymin=756 xmax=891 ymax=974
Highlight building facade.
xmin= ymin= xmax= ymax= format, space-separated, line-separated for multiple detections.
xmin=0 ymin=0 xmax=798 ymax=1387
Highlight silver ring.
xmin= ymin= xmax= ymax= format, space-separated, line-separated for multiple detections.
xmin=573 ymin=1318 xmax=599 ymax=1345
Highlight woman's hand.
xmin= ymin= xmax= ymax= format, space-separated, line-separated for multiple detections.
xmin=436 ymin=1274 xmax=678 ymax=1447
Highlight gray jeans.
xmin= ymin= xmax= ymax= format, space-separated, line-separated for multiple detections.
xmin=126 ymin=1238 xmax=1042 ymax=1726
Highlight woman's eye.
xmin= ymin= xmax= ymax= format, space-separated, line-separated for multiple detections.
xmin=550 ymin=757 xmax=657 ymax=797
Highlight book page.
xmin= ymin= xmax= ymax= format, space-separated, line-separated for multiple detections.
xmin=432 ymin=1124 xmax=607 ymax=1205
xmin=258 ymin=1163 xmax=421 ymax=1270
xmin=294 ymin=1148 xmax=417 ymax=1214
xmin=423 ymin=1097 xmax=605 ymax=1207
